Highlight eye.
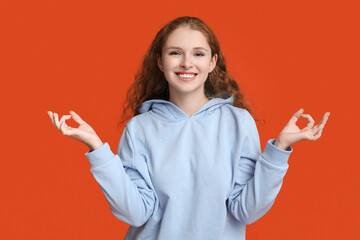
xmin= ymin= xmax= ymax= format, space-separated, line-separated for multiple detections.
xmin=169 ymin=51 xmax=180 ymax=55
xmin=195 ymin=52 xmax=205 ymax=57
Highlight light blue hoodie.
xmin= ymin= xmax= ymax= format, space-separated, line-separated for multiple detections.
xmin=85 ymin=93 xmax=293 ymax=240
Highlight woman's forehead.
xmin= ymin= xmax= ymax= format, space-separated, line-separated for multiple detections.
xmin=163 ymin=27 xmax=210 ymax=50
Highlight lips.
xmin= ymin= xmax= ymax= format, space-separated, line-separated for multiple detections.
xmin=176 ymin=72 xmax=198 ymax=76
xmin=175 ymin=72 xmax=197 ymax=81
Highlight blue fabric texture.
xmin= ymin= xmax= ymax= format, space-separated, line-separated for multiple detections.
xmin=85 ymin=94 xmax=293 ymax=240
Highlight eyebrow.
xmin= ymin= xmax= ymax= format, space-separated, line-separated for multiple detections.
xmin=166 ymin=46 xmax=208 ymax=52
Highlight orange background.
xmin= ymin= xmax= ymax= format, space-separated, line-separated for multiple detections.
xmin=1 ymin=0 xmax=359 ymax=239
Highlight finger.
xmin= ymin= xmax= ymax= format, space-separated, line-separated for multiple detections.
xmin=60 ymin=121 xmax=75 ymax=135
xmin=301 ymin=114 xmax=315 ymax=128
xmin=54 ymin=113 xmax=61 ymax=129
xmin=60 ymin=121 xmax=70 ymax=135
xmin=48 ymin=111 xmax=56 ymax=127
xmin=313 ymin=112 xmax=330 ymax=131
xmin=59 ymin=115 xmax=71 ymax=126
xmin=61 ymin=123 xmax=81 ymax=137
xmin=288 ymin=108 xmax=304 ymax=125
xmin=321 ymin=112 xmax=330 ymax=126
xmin=318 ymin=113 xmax=330 ymax=130
xmin=312 ymin=127 xmax=324 ymax=140
xmin=69 ymin=110 xmax=85 ymax=125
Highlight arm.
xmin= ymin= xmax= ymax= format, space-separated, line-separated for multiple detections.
xmin=85 ymin=127 xmax=156 ymax=227
xmin=227 ymin=109 xmax=330 ymax=224
xmin=227 ymin=110 xmax=292 ymax=225
xmin=48 ymin=110 xmax=156 ymax=226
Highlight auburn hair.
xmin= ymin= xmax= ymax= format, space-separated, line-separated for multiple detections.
xmin=119 ymin=16 xmax=255 ymax=127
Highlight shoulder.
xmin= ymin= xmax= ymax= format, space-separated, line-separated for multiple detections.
xmin=212 ymin=104 xmax=257 ymax=136
xmin=121 ymin=112 xmax=154 ymax=139
xmin=220 ymin=104 xmax=254 ymax=123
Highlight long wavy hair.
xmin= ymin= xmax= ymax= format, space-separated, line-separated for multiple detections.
xmin=119 ymin=16 xmax=255 ymax=127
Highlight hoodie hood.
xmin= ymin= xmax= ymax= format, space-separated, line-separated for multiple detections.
xmin=139 ymin=92 xmax=234 ymax=121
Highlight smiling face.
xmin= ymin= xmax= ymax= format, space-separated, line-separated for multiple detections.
xmin=157 ymin=26 xmax=218 ymax=100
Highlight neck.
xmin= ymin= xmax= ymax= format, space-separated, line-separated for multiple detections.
xmin=169 ymin=91 xmax=209 ymax=117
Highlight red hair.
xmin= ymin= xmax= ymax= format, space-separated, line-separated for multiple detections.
xmin=119 ymin=16 xmax=255 ymax=127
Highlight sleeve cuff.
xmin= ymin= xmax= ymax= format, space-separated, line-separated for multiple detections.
xmin=261 ymin=139 xmax=293 ymax=166
xmin=84 ymin=142 xmax=116 ymax=168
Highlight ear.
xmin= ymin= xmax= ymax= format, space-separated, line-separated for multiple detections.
xmin=209 ymin=53 xmax=218 ymax=73
xmin=157 ymin=54 xmax=163 ymax=72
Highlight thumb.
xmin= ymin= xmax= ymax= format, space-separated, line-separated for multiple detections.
xmin=69 ymin=110 xmax=85 ymax=124
xmin=288 ymin=108 xmax=304 ymax=125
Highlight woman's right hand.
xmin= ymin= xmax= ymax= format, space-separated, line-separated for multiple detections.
xmin=47 ymin=110 xmax=103 ymax=151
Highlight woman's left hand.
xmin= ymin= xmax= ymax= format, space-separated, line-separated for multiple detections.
xmin=274 ymin=109 xmax=330 ymax=150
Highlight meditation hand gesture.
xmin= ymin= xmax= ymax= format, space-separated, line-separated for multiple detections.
xmin=47 ymin=110 xmax=103 ymax=151
xmin=274 ymin=109 xmax=330 ymax=150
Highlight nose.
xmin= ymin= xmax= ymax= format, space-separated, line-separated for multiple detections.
xmin=180 ymin=54 xmax=193 ymax=69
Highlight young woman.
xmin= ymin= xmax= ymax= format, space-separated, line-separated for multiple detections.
xmin=48 ymin=16 xmax=330 ymax=240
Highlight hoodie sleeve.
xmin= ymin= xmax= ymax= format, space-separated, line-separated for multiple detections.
xmin=227 ymin=110 xmax=292 ymax=225
xmin=85 ymin=127 xmax=156 ymax=227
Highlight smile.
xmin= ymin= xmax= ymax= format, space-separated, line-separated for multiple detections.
xmin=176 ymin=73 xmax=198 ymax=81
xmin=178 ymin=73 xmax=196 ymax=77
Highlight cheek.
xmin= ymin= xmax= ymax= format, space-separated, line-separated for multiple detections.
xmin=196 ymin=56 xmax=212 ymax=70
xmin=198 ymin=61 xmax=212 ymax=73
xmin=162 ymin=57 xmax=177 ymax=69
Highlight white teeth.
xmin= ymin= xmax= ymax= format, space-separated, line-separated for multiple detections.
xmin=178 ymin=74 xmax=196 ymax=78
